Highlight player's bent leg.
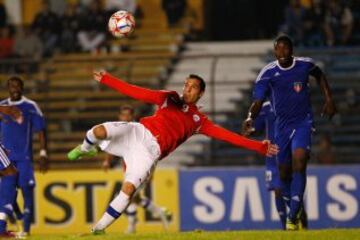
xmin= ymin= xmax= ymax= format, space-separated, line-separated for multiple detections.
xmin=92 ymin=181 xmax=136 ymax=234
xmin=279 ymin=163 xmax=292 ymax=208
xmin=139 ymin=197 xmax=170 ymax=231
xmin=0 ymin=176 xmax=17 ymax=235
xmin=289 ymin=148 xmax=308 ymax=229
xmin=124 ymin=203 xmax=137 ymax=234
xmin=20 ymin=186 xmax=34 ymax=235
xmin=67 ymin=125 xmax=107 ymax=161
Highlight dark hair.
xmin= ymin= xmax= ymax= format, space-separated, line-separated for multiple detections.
xmin=119 ymin=105 xmax=134 ymax=114
xmin=188 ymin=74 xmax=206 ymax=92
xmin=274 ymin=35 xmax=293 ymax=50
xmin=7 ymin=76 xmax=24 ymax=89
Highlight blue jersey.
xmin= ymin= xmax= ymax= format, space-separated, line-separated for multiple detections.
xmin=253 ymin=57 xmax=316 ymax=130
xmin=0 ymin=96 xmax=45 ymax=162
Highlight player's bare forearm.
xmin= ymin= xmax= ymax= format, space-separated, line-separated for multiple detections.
xmin=316 ymin=74 xmax=337 ymax=119
xmin=242 ymin=100 xmax=263 ymax=136
xmin=317 ymin=74 xmax=332 ymax=101
xmin=248 ymin=100 xmax=263 ymax=120
xmin=38 ymin=130 xmax=49 ymax=173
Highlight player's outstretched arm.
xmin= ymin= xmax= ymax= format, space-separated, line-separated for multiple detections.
xmin=93 ymin=70 xmax=171 ymax=105
xmin=200 ymin=120 xmax=278 ymax=157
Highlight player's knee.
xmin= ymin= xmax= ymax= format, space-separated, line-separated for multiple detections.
xmin=279 ymin=164 xmax=291 ymax=181
xmin=121 ymin=181 xmax=136 ymax=198
xmin=93 ymin=125 xmax=107 ymax=139
xmin=274 ymin=188 xmax=282 ymax=198
xmin=292 ymin=149 xmax=308 ymax=172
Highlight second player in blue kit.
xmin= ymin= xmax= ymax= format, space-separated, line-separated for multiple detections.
xmin=243 ymin=35 xmax=336 ymax=230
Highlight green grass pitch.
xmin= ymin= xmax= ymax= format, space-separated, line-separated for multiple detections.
xmin=26 ymin=229 xmax=360 ymax=240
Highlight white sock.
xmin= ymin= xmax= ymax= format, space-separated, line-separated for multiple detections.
xmin=93 ymin=191 xmax=130 ymax=231
xmin=81 ymin=129 xmax=100 ymax=152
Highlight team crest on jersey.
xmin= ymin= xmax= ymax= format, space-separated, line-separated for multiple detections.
xmin=193 ymin=114 xmax=200 ymax=122
xmin=293 ymin=82 xmax=302 ymax=93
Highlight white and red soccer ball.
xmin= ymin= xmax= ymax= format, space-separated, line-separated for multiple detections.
xmin=108 ymin=10 xmax=135 ymax=38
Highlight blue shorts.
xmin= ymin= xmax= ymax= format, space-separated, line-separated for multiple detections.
xmin=265 ymin=156 xmax=281 ymax=190
xmin=0 ymin=144 xmax=11 ymax=171
xmin=275 ymin=118 xmax=313 ymax=165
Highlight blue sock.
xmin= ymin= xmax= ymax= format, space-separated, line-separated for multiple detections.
xmin=280 ymin=179 xmax=291 ymax=209
xmin=23 ymin=208 xmax=32 ymax=233
xmin=275 ymin=193 xmax=287 ymax=229
xmin=289 ymin=172 xmax=306 ymax=221
xmin=21 ymin=186 xmax=34 ymax=233
xmin=0 ymin=220 xmax=6 ymax=233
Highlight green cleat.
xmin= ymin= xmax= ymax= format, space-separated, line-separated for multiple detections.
xmin=67 ymin=145 xmax=98 ymax=161
xmin=286 ymin=218 xmax=298 ymax=231
xmin=91 ymin=229 xmax=105 ymax=235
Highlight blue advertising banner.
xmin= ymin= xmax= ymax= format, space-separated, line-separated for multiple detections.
xmin=179 ymin=165 xmax=360 ymax=230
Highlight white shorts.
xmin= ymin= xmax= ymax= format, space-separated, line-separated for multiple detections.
xmin=98 ymin=122 xmax=161 ymax=188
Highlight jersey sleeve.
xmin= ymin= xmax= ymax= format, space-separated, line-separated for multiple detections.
xmin=198 ymin=119 xmax=268 ymax=155
xmin=253 ymin=68 xmax=271 ymax=101
xmin=299 ymin=57 xmax=324 ymax=80
xmin=30 ymin=103 xmax=46 ymax=132
xmin=101 ymin=73 xmax=174 ymax=105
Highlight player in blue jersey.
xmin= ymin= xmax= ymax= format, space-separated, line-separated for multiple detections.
xmin=0 ymin=105 xmax=22 ymax=178
xmin=242 ymin=35 xmax=336 ymax=230
xmin=0 ymin=76 xmax=48 ymax=238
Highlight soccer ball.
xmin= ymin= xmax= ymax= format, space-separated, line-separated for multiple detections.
xmin=108 ymin=10 xmax=135 ymax=38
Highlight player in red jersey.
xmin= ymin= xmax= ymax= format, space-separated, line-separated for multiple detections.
xmin=67 ymin=71 xmax=279 ymax=234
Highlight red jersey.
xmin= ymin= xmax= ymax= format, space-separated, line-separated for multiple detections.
xmin=101 ymin=73 xmax=268 ymax=159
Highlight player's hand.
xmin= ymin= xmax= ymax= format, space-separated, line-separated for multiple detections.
xmin=93 ymin=70 xmax=106 ymax=82
xmin=241 ymin=118 xmax=255 ymax=136
xmin=102 ymin=159 xmax=110 ymax=172
xmin=322 ymin=100 xmax=337 ymax=120
xmin=39 ymin=156 xmax=49 ymax=173
xmin=3 ymin=106 xmax=23 ymax=124
xmin=262 ymin=140 xmax=279 ymax=157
